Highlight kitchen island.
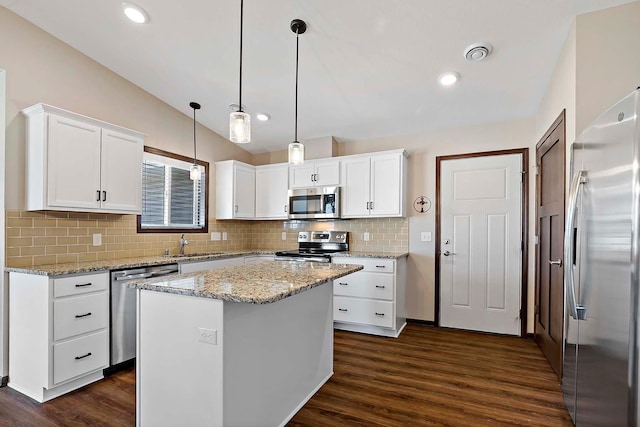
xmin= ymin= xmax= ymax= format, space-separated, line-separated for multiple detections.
xmin=130 ymin=261 xmax=363 ymax=427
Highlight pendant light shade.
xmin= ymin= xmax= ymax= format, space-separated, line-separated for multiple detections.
xmin=230 ymin=0 xmax=251 ymax=144
xmin=190 ymin=101 xmax=202 ymax=181
xmin=288 ymin=19 xmax=307 ymax=165
xmin=230 ymin=110 xmax=250 ymax=144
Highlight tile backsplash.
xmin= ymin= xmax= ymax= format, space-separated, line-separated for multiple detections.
xmin=5 ymin=209 xmax=408 ymax=267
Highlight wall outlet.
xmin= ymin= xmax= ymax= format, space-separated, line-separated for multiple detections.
xmin=222 ymin=232 xmax=228 ymax=241
xmin=211 ymin=232 xmax=221 ymax=241
xmin=281 ymin=231 xmax=287 ymax=241
xmin=92 ymin=233 xmax=102 ymax=246
xmin=198 ymin=328 xmax=217 ymax=345
xmin=363 ymin=232 xmax=370 ymax=241
xmin=421 ymin=232 xmax=432 ymax=242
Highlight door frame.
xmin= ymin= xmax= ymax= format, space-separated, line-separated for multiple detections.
xmin=0 ymin=69 xmax=6 ymax=383
xmin=435 ymin=148 xmax=529 ymax=337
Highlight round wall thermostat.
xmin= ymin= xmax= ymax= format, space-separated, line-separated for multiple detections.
xmin=413 ymin=196 xmax=432 ymax=213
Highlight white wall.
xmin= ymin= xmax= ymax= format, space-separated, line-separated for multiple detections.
xmin=338 ymin=117 xmax=537 ymax=325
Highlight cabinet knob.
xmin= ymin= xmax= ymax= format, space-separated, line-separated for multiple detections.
xmin=338 ymin=308 xmax=348 ymax=312
xmin=375 ymin=285 xmax=385 ymax=289
xmin=375 ymin=265 xmax=386 ymax=269
xmin=339 ymin=282 xmax=348 ymax=286
xmin=375 ymin=312 xmax=385 ymax=317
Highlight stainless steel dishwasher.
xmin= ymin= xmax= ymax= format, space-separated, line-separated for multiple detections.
xmin=110 ymin=264 xmax=179 ymax=368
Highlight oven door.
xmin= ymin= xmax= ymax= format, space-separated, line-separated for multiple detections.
xmin=288 ymin=187 xmax=340 ymax=219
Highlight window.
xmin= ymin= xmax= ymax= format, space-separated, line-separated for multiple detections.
xmin=137 ymin=147 xmax=209 ymax=233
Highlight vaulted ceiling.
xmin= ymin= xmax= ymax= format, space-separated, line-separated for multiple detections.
xmin=1 ymin=0 xmax=635 ymax=153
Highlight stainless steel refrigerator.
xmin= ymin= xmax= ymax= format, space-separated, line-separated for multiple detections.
xmin=564 ymin=88 xmax=640 ymax=426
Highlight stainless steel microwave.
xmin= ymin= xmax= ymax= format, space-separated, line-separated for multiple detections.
xmin=288 ymin=186 xmax=340 ymax=219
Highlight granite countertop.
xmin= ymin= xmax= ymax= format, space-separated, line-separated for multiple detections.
xmin=4 ymin=250 xmax=277 ymax=276
xmin=335 ymin=251 xmax=409 ymax=259
xmin=129 ymin=261 xmax=363 ymax=304
xmin=5 ymin=249 xmax=408 ymax=276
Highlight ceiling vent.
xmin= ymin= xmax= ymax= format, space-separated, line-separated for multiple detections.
xmin=464 ymin=43 xmax=493 ymax=62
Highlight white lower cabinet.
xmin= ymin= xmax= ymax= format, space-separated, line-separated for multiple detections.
xmin=8 ymin=271 xmax=109 ymax=402
xmin=331 ymin=256 xmax=406 ymax=338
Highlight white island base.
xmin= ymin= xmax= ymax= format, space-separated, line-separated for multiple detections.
xmin=136 ymin=283 xmax=333 ymax=427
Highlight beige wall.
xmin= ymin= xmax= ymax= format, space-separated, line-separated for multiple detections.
xmin=575 ymin=1 xmax=640 ymax=134
xmin=0 ymin=7 xmax=252 ymax=214
xmin=338 ymin=118 xmax=538 ymax=324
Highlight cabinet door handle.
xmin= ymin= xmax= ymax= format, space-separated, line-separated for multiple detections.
xmin=75 ymin=352 xmax=92 ymax=360
xmin=96 ymin=190 xmax=101 ymax=201
xmin=375 ymin=285 xmax=385 ymax=289
xmin=75 ymin=283 xmax=92 ymax=288
xmin=366 ymin=202 xmax=370 ymax=210
xmin=75 ymin=312 xmax=92 ymax=318
xmin=338 ymin=308 xmax=348 ymax=312
xmin=339 ymin=282 xmax=348 ymax=286
xmin=314 ymin=173 xmax=318 ymax=182
xmin=375 ymin=312 xmax=385 ymax=317
xmin=235 ymin=205 xmax=238 ymax=213
xmin=310 ymin=174 xmax=314 ymax=182
xmin=284 ymin=205 xmax=288 ymax=213
xmin=369 ymin=201 xmax=373 ymax=210
xmin=102 ymin=191 xmax=107 ymax=202
xmin=375 ymin=265 xmax=386 ymax=269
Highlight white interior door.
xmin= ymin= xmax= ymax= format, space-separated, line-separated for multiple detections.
xmin=439 ymin=153 xmax=522 ymax=335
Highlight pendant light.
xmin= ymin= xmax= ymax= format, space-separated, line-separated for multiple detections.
xmin=190 ymin=102 xmax=202 ymax=181
xmin=229 ymin=0 xmax=250 ymax=144
xmin=288 ymin=19 xmax=306 ymax=165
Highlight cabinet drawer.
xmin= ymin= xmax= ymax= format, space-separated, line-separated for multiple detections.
xmin=53 ymin=273 xmax=108 ymax=298
xmin=333 ymin=272 xmax=394 ymax=300
xmin=54 ymin=292 xmax=108 ymax=341
xmin=332 ymin=257 xmax=395 ymax=273
xmin=53 ymin=330 xmax=108 ymax=384
xmin=333 ymin=297 xmax=394 ymax=328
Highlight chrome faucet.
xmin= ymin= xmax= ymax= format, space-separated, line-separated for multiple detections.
xmin=179 ymin=233 xmax=189 ymax=255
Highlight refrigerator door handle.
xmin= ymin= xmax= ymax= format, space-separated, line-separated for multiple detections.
xmin=565 ymin=170 xmax=587 ymax=320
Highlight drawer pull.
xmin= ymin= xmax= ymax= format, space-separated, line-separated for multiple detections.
xmin=375 ymin=265 xmax=386 ymax=268
xmin=339 ymin=282 xmax=348 ymax=286
xmin=75 ymin=312 xmax=92 ymax=318
xmin=338 ymin=308 xmax=348 ymax=312
xmin=375 ymin=312 xmax=385 ymax=316
xmin=75 ymin=352 xmax=92 ymax=360
xmin=75 ymin=283 xmax=92 ymax=288
xmin=375 ymin=285 xmax=386 ymax=289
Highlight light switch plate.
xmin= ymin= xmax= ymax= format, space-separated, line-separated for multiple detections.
xmin=211 ymin=232 xmax=221 ymax=241
xmin=282 ymin=232 xmax=287 ymax=241
xmin=421 ymin=232 xmax=432 ymax=242
xmin=363 ymin=232 xmax=370 ymax=241
xmin=92 ymin=233 xmax=102 ymax=246
xmin=222 ymin=232 xmax=228 ymax=241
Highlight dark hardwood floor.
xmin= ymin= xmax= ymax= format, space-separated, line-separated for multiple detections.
xmin=0 ymin=324 xmax=571 ymax=426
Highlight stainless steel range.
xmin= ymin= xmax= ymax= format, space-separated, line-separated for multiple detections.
xmin=275 ymin=231 xmax=349 ymax=263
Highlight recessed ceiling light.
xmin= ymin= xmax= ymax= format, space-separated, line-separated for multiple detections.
xmin=256 ymin=113 xmax=271 ymax=121
xmin=439 ymin=72 xmax=460 ymax=87
xmin=122 ymin=2 xmax=149 ymax=24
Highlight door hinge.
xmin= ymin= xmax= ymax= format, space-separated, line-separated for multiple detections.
xmin=534 ymin=235 xmax=539 ymax=245
xmin=535 ymin=165 xmax=540 ymax=176
xmin=520 ymin=170 xmax=526 ymax=183
xmin=519 ymin=309 xmax=523 ymax=320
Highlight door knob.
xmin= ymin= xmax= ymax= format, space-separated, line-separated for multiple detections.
xmin=548 ymin=259 xmax=563 ymax=267
xmin=443 ymin=250 xmax=455 ymax=256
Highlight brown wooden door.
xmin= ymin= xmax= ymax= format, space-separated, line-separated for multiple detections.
xmin=535 ymin=111 xmax=565 ymax=378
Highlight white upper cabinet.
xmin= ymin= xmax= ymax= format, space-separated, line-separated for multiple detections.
xmin=341 ymin=150 xmax=408 ymax=218
xmin=215 ymin=160 xmax=255 ymax=219
xmin=23 ymin=104 xmax=144 ymax=214
xmin=255 ymin=163 xmax=289 ymax=219
xmin=289 ymin=158 xmax=340 ymax=188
